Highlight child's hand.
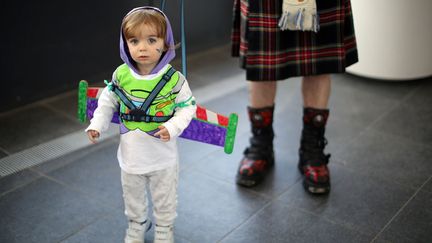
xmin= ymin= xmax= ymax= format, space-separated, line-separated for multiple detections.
xmin=87 ymin=130 xmax=100 ymax=143
xmin=154 ymin=125 xmax=170 ymax=142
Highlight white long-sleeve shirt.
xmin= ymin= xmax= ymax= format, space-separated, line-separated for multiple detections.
xmin=86 ymin=64 xmax=196 ymax=174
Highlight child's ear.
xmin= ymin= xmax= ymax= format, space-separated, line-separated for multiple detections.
xmin=164 ymin=42 xmax=171 ymax=51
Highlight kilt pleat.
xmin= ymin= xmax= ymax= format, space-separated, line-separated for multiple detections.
xmin=231 ymin=0 xmax=359 ymax=81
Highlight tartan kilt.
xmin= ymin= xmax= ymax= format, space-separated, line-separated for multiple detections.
xmin=231 ymin=0 xmax=358 ymax=81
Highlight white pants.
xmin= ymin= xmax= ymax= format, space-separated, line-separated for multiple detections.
xmin=121 ymin=165 xmax=178 ymax=226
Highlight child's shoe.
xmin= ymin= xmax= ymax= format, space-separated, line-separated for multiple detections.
xmin=124 ymin=219 xmax=152 ymax=243
xmin=154 ymin=224 xmax=174 ymax=243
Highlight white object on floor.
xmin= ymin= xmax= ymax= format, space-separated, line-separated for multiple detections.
xmin=347 ymin=0 xmax=432 ymax=81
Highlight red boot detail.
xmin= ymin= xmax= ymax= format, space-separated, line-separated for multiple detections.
xmin=236 ymin=106 xmax=274 ymax=187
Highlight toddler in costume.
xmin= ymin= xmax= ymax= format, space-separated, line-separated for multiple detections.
xmin=86 ymin=6 xmax=196 ymax=243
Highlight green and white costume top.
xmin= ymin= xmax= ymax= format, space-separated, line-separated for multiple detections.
xmin=86 ymin=64 xmax=196 ymax=174
xmin=112 ymin=63 xmax=189 ymax=133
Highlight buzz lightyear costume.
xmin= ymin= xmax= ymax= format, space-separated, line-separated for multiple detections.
xmin=85 ymin=6 xmax=196 ymax=243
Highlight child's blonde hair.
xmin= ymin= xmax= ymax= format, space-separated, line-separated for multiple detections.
xmin=122 ymin=9 xmax=169 ymax=49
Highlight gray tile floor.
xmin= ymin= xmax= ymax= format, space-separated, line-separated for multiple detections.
xmin=1 ymin=45 xmax=431 ymax=243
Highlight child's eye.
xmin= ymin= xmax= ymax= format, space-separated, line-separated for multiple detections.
xmin=128 ymin=38 xmax=139 ymax=45
xmin=148 ymin=37 xmax=157 ymax=44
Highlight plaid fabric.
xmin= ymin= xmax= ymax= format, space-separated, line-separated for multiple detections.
xmin=231 ymin=0 xmax=358 ymax=81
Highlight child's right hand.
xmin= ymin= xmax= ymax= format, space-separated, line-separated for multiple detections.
xmin=87 ymin=130 xmax=100 ymax=143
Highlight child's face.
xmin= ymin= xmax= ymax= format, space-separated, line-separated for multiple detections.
xmin=126 ymin=23 xmax=165 ymax=75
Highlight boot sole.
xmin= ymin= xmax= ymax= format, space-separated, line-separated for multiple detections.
xmin=236 ymin=158 xmax=274 ymax=187
xmin=298 ymin=163 xmax=330 ymax=194
xmin=302 ymin=177 xmax=330 ymax=194
xmin=236 ymin=175 xmax=261 ymax=187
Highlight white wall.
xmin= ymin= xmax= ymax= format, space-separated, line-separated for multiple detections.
xmin=347 ymin=0 xmax=432 ymax=80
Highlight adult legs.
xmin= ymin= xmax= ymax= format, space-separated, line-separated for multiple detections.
xmin=246 ymin=74 xmax=331 ymax=107
xmin=302 ymin=74 xmax=331 ymax=108
xmin=249 ymin=81 xmax=277 ymax=108
xmin=236 ymin=81 xmax=276 ymax=187
xmin=236 ymin=75 xmax=333 ymax=194
xmin=299 ymin=74 xmax=332 ymax=194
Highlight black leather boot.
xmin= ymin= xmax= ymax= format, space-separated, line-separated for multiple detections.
xmin=298 ymin=107 xmax=331 ymax=194
xmin=236 ymin=106 xmax=274 ymax=187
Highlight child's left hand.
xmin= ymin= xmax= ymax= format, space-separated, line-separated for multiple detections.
xmin=154 ymin=125 xmax=171 ymax=142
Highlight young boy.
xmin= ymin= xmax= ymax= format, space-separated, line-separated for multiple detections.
xmin=86 ymin=6 xmax=196 ymax=243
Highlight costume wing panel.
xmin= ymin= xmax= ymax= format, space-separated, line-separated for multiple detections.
xmin=78 ymin=80 xmax=238 ymax=154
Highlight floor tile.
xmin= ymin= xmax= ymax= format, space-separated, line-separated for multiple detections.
xmin=0 ymin=169 xmax=40 ymax=196
xmin=325 ymin=114 xmax=369 ymax=155
xmin=0 ymin=106 xmax=84 ymax=153
xmin=329 ymin=74 xmax=421 ymax=131
xmin=375 ymin=187 xmax=432 ymax=243
xmin=332 ymin=74 xmax=421 ymax=101
xmin=60 ymin=209 xmax=126 ymax=243
xmin=220 ymin=200 xmax=371 ymax=243
xmin=277 ymin=162 xmax=414 ymax=236
xmin=423 ymin=178 xmax=432 ymax=194
xmin=0 ymin=177 xmax=112 ymax=243
xmin=178 ymin=136 xmax=221 ymax=171
xmin=0 ymin=212 xmax=50 ymax=243
xmin=31 ymin=137 xmax=119 ymax=175
xmin=274 ymin=76 xmax=304 ymax=109
xmin=371 ymin=102 xmax=432 ymax=146
xmin=334 ymin=128 xmax=432 ymax=190
xmin=398 ymin=77 xmax=432 ymax=109
xmin=272 ymin=108 xmax=303 ymax=155
xmin=175 ymin=169 xmax=269 ymax=242
xmin=60 ymin=195 xmax=193 ymax=243
xmin=43 ymin=138 xmax=124 ymax=209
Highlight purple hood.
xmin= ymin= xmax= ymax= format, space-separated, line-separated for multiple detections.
xmin=119 ymin=6 xmax=175 ymax=75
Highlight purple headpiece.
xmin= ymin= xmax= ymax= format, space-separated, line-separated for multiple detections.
xmin=119 ymin=6 xmax=175 ymax=75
